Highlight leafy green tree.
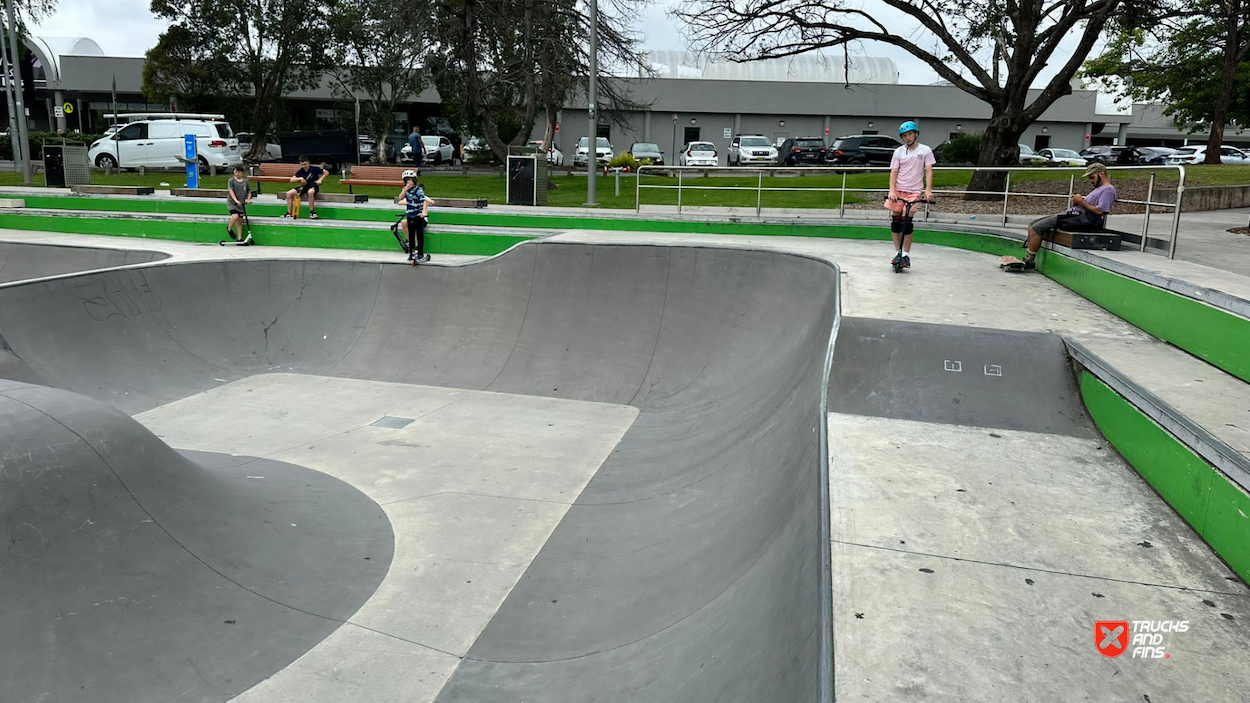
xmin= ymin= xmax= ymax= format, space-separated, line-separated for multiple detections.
xmin=326 ymin=0 xmax=431 ymax=163
xmin=147 ymin=0 xmax=330 ymax=159
xmin=1083 ymin=0 xmax=1248 ymax=163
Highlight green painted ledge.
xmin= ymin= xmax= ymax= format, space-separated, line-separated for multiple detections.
xmin=0 ymin=213 xmax=533 ymax=256
xmin=1043 ymin=252 xmax=1250 ymax=383
xmin=1080 ymin=372 xmax=1250 ymax=583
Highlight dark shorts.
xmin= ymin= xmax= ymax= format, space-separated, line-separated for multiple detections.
xmin=228 ymin=204 xmax=245 ymax=216
xmin=1031 ymin=212 xmax=1104 ymax=236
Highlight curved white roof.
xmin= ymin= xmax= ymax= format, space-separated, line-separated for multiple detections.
xmin=647 ymin=50 xmax=898 ymax=84
xmin=27 ymin=36 xmax=104 ymax=83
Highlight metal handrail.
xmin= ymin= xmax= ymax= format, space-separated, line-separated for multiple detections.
xmin=636 ymin=164 xmax=1188 ymax=258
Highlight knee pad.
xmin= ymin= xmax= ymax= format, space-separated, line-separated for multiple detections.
xmin=902 ymin=217 xmax=915 ymax=236
xmin=890 ymin=216 xmax=904 ymax=234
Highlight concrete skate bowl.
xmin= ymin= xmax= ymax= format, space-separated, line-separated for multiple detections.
xmin=0 ymin=240 xmax=167 ymax=283
xmin=0 ymin=242 xmax=839 ymax=703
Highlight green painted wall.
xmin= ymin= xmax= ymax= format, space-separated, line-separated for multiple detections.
xmin=1045 ymin=253 xmax=1250 ymax=383
xmin=0 ymin=213 xmax=533 ymax=256
xmin=1080 ymin=372 xmax=1250 ymax=583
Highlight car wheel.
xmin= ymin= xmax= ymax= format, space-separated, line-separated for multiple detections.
xmin=95 ymin=154 xmax=117 ymax=170
xmin=323 ymin=159 xmax=339 ymax=174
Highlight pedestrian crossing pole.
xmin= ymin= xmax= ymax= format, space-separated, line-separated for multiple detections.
xmin=585 ymin=0 xmax=598 ymax=206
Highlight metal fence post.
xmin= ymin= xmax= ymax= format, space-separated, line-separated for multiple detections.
xmin=1067 ymin=173 xmax=1075 ymax=206
xmin=756 ymin=170 xmax=763 ymax=217
xmin=839 ymin=170 xmax=847 ymax=219
xmin=677 ymin=169 xmax=683 ymax=214
xmin=1141 ymin=172 xmax=1156 ymax=252
xmin=1168 ymin=166 xmax=1185 ymax=259
xmin=635 ymin=167 xmax=642 ymax=213
xmin=1001 ymin=171 xmax=1012 ymax=226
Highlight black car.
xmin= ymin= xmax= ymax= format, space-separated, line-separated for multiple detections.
xmin=1080 ymin=145 xmax=1147 ymax=166
xmin=779 ymin=137 xmax=827 ymax=165
xmin=628 ymin=142 xmax=664 ymax=165
xmin=825 ymin=135 xmax=902 ymax=165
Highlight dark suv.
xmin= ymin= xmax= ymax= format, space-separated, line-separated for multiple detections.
xmin=825 ymin=135 xmax=902 ymax=165
xmin=779 ymin=137 xmax=828 ymax=166
xmin=1080 ymin=145 xmax=1147 ymax=165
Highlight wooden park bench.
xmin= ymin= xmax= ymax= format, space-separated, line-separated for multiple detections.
xmin=170 ymin=188 xmax=228 ymax=198
xmin=70 ymin=184 xmax=154 ymax=196
xmin=247 ymin=163 xmax=302 ymax=193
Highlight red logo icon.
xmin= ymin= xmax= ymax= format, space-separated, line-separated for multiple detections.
xmin=1096 ymin=621 xmax=1129 ymax=657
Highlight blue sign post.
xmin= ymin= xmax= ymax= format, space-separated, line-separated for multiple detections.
xmin=184 ymin=134 xmax=198 ymax=188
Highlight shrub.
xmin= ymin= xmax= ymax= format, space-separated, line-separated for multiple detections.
xmin=608 ymin=152 xmax=640 ymax=171
xmin=937 ymin=132 xmax=981 ymax=164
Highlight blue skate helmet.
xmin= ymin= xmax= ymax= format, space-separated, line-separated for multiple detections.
xmin=898 ymin=121 xmax=920 ymax=136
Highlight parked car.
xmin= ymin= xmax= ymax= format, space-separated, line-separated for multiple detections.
xmin=679 ymin=141 xmax=718 ymax=166
xmin=1137 ymin=146 xmax=1176 ymax=165
xmin=824 ymin=135 xmax=901 ymax=166
xmin=358 ymin=135 xmax=394 ymax=163
xmin=526 ymin=140 xmax=564 ymax=166
xmin=628 ymin=142 xmax=664 ymax=165
xmin=1166 ymin=145 xmax=1250 ymax=165
xmin=1080 ymin=145 xmax=1147 ymax=165
xmin=1036 ymin=148 xmax=1087 ymax=167
xmin=779 ymin=137 xmax=828 ymax=166
xmin=1017 ymin=144 xmax=1050 ymax=166
xmin=400 ymin=135 xmax=455 ymax=165
xmin=236 ymin=132 xmax=282 ymax=161
xmin=574 ymin=137 xmax=613 ymax=167
xmin=88 ymin=116 xmax=240 ymax=171
xmin=459 ymin=136 xmax=493 ymax=163
xmin=727 ymin=134 xmax=778 ymax=166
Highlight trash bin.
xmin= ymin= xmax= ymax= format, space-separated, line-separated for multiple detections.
xmin=43 ymin=143 xmax=90 ymax=188
xmin=506 ymin=151 xmax=548 ymax=206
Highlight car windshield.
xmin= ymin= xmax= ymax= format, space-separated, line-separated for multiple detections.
xmin=795 ymin=139 xmax=824 ymax=147
xmin=741 ymin=136 xmax=771 ymax=147
xmin=632 ymin=143 xmax=659 ymax=152
xmin=831 ymin=139 xmax=851 ymax=149
xmin=213 ymin=123 xmax=234 ymax=139
xmin=596 ymin=137 xmax=610 ymax=148
xmin=1051 ymin=149 xmax=1080 ymax=158
xmin=1174 ymin=147 xmax=1198 ymax=155
xmin=690 ymin=143 xmax=714 ymax=152
xmin=1019 ymin=144 xmax=1036 ymax=155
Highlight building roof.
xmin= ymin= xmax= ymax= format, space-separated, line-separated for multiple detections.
xmin=646 ymin=50 xmax=898 ymax=84
xmin=27 ymin=37 xmax=104 ymax=83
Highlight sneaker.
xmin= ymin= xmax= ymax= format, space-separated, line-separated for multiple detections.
xmin=281 ymin=213 xmax=292 ymax=219
xmin=419 ymin=254 xmax=431 ymax=263
xmin=310 ymin=212 xmax=320 ymax=219
xmin=1022 ymin=258 xmax=1036 ymax=270
xmin=902 ymin=255 xmax=911 ymax=268
xmin=227 ymin=226 xmax=236 ymax=241
xmin=891 ymin=252 xmax=902 ymax=266
xmin=407 ymin=252 xmax=415 ymax=261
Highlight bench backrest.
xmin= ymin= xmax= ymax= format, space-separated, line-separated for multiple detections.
xmin=257 ymin=163 xmax=302 ymax=177
xmin=349 ymin=165 xmax=410 ymax=181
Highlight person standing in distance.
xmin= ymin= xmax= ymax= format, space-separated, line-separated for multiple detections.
xmin=408 ymin=126 xmax=426 ymax=173
xmin=884 ymin=121 xmax=936 ymax=269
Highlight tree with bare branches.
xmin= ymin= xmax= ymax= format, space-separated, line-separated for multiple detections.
xmin=673 ymin=0 xmax=1124 ymax=195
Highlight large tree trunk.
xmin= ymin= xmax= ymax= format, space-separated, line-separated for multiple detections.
xmin=1205 ymin=11 xmax=1241 ymax=165
xmin=966 ymin=110 xmax=1026 ymax=200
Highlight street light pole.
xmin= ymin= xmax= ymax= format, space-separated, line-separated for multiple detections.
xmin=5 ymin=0 xmax=29 ymax=183
xmin=585 ymin=0 xmax=598 ymax=206
xmin=0 ymin=14 xmax=20 ymax=174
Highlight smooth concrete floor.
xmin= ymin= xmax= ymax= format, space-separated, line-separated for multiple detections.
xmin=831 ymin=414 xmax=1250 ymax=701
xmin=136 ymin=374 xmax=638 ymax=702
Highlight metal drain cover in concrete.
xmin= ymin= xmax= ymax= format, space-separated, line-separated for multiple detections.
xmin=371 ymin=416 xmax=414 ymax=429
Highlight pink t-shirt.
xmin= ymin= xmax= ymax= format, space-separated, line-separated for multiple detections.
xmin=891 ymin=143 xmax=935 ymax=193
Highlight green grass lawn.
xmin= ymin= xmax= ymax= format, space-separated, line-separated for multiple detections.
xmin=0 ymin=164 xmax=1243 ymax=210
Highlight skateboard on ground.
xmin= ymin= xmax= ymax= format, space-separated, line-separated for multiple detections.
xmin=999 ymin=255 xmax=1034 ymax=272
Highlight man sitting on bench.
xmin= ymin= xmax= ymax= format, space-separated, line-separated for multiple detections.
xmin=1021 ymin=163 xmax=1116 ymax=269
xmin=284 ymin=156 xmax=328 ymax=219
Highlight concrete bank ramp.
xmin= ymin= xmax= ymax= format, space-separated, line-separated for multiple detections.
xmin=0 ymin=241 xmax=167 ymax=283
xmin=0 ymin=243 xmax=839 ymax=702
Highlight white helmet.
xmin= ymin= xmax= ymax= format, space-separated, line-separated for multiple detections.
xmin=401 ymin=169 xmax=417 ymax=179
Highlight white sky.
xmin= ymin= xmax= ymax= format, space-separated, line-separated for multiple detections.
xmin=34 ymin=0 xmax=1090 ymax=90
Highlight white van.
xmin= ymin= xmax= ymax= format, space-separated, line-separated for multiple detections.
xmin=89 ymin=116 xmax=240 ymax=171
